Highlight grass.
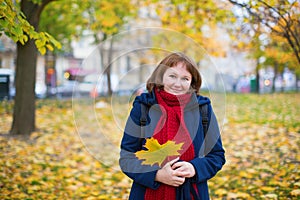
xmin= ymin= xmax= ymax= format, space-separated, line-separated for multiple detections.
xmin=0 ymin=92 xmax=299 ymax=199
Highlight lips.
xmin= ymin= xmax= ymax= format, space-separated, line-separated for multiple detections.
xmin=170 ymin=89 xmax=184 ymax=94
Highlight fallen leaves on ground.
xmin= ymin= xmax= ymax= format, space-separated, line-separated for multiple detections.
xmin=0 ymin=100 xmax=130 ymax=199
xmin=0 ymin=93 xmax=299 ymax=199
xmin=209 ymin=93 xmax=300 ymax=199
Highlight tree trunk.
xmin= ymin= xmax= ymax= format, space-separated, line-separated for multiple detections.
xmin=11 ymin=39 xmax=37 ymax=135
xmin=294 ymin=72 xmax=299 ymax=92
xmin=99 ymin=44 xmax=108 ymax=96
xmin=10 ymin=0 xmax=51 ymax=135
xmin=281 ymin=72 xmax=285 ymax=92
xmin=272 ymin=62 xmax=278 ymax=93
xmin=106 ymin=37 xmax=114 ymax=96
xmin=255 ymin=59 xmax=260 ymax=93
xmin=297 ymin=74 xmax=300 ymax=91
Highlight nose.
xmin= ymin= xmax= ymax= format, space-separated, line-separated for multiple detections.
xmin=173 ymin=78 xmax=181 ymax=87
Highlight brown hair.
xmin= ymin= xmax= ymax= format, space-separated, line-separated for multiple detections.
xmin=146 ymin=52 xmax=202 ymax=94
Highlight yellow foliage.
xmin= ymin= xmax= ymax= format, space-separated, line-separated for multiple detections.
xmin=0 ymin=100 xmax=129 ymax=199
xmin=214 ymin=188 xmax=227 ymax=196
xmin=291 ymin=189 xmax=300 ymax=196
xmin=261 ymin=186 xmax=276 ymax=192
xmin=135 ymin=138 xmax=183 ymax=167
xmin=0 ymin=93 xmax=299 ymax=198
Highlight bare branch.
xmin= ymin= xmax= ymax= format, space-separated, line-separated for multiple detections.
xmin=228 ymin=0 xmax=300 ymax=64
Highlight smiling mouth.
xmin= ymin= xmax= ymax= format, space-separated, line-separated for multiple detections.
xmin=171 ymin=89 xmax=183 ymax=93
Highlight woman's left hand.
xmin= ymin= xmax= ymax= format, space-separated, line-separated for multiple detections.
xmin=171 ymin=161 xmax=196 ymax=178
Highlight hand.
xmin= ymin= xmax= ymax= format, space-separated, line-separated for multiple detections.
xmin=155 ymin=158 xmax=185 ymax=187
xmin=171 ymin=161 xmax=196 ymax=178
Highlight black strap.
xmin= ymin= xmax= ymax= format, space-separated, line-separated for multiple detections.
xmin=140 ymin=103 xmax=148 ymax=138
xmin=199 ymin=104 xmax=209 ymax=136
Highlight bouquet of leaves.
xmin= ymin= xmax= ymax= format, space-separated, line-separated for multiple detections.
xmin=135 ymin=138 xmax=184 ymax=167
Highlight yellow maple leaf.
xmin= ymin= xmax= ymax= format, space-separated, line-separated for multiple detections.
xmin=135 ymin=138 xmax=184 ymax=167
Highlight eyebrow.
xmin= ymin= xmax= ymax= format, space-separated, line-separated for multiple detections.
xmin=167 ymin=72 xmax=191 ymax=80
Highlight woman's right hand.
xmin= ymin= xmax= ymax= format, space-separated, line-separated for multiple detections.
xmin=155 ymin=157 xmax=185 ymax=187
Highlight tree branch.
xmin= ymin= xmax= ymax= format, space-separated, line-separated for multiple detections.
xmin=228 ymin=0 xmax=300 ymax=64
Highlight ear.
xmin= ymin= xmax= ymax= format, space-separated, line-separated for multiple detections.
xmin=191 ymin=83 xmax=196 ymax=90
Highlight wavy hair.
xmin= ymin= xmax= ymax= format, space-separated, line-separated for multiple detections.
xmin=146 ymin=52 xmax=202 ymax=94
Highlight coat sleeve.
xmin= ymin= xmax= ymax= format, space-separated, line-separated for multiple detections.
xmin=190 ymin=106 xmax=226 ymax=183
xmin=119 ymin=98 xmax=160 ymax=190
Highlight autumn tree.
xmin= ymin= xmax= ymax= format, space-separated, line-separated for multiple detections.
xmin=264 ymin=32 xmax=299 ymax=92
xmin=228 ymin=0 xmax=300 ymax=91
xmin=85 ymin=0 xmax=136 ymax=95
xmin=40 ymin=0 xmax=88 ymax=53
xmin=147 ymin=0 xmax=234 ymax=58
xmin=1 ymin=0 xmax=136 ymax=135
xmin=41 ymin=0 xmax=136 ymax=96
xmin=1 ymin=0 xmax=61 ymax=135
xmin=39 ymin=0 xmax=89 ymax=95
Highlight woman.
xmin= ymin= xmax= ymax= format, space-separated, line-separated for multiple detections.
xmin=119 ymin=52 xmax=225 ymax=200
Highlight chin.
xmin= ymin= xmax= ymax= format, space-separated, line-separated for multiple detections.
xmin=170 ymin=91 xmax=186 ymax=95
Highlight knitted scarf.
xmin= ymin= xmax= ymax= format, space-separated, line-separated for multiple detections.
xmin=144 ymin=89 xmax=197 ymax=200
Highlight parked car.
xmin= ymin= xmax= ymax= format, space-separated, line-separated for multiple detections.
xmin=77 ymin=74 xmax=102 ymax=97
xmin=77 ymin=74 xmax=119 ymax=97
xmin=0 ymin=68 xmax=15 ymax=100
xmin=0 ymin=68 xmax=49 ymax=99
xmin=56 ymin=80 xmax=78 ymax=98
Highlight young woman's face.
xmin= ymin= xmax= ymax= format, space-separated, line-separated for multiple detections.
xmin=162 ymin=62 xmax=192 ymax=95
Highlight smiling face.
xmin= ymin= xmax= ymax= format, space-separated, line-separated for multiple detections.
xmin=162 ymin=62 xmax=192 ymax=95
xmin=146 ymin=52 xmax=202 ymax=94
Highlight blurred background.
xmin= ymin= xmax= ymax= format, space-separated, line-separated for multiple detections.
xmin=0 ymin=0 xmax=299 ymax=199
xmin=1 ymin=0 xmax=299 ymax=102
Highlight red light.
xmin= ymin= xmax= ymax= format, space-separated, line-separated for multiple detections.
xmin=47 ymin=68 xmax=54 ymax=75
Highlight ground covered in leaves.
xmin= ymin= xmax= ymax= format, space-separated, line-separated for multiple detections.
xmin=0 ymin=93 xmax=299 ymax=199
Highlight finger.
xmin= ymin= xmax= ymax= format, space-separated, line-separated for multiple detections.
xmin=169 ymin=157 xmax=180 ymax=166
xmin=177 ymin=171 xmax=190 ymax=177
xmin=175 ymin=177 xmax=185 ymax=185
xmin=173 ymin=182 xmax=182 ymax=187
xmin=173 ymin=170 xmax=187 ymax=177
xmin=171 ymin=161 xmax=184 ymax=170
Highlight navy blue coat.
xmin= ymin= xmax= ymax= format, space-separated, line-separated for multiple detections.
xmin=119 ymin=91 xmax=225 ymax=200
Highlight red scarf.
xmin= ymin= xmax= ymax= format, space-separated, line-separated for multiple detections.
xmin=144 ymin=89 xmax=196 ymax=200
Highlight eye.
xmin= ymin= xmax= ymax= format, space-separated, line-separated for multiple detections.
xmin=169 ymin=74 xmax=176 ymax=78
xmin=182 ymin=77 xmax=190 ymax=81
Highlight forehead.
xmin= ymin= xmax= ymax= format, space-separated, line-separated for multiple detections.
xmin=165 ymin=63 xmax=191 ymax=75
